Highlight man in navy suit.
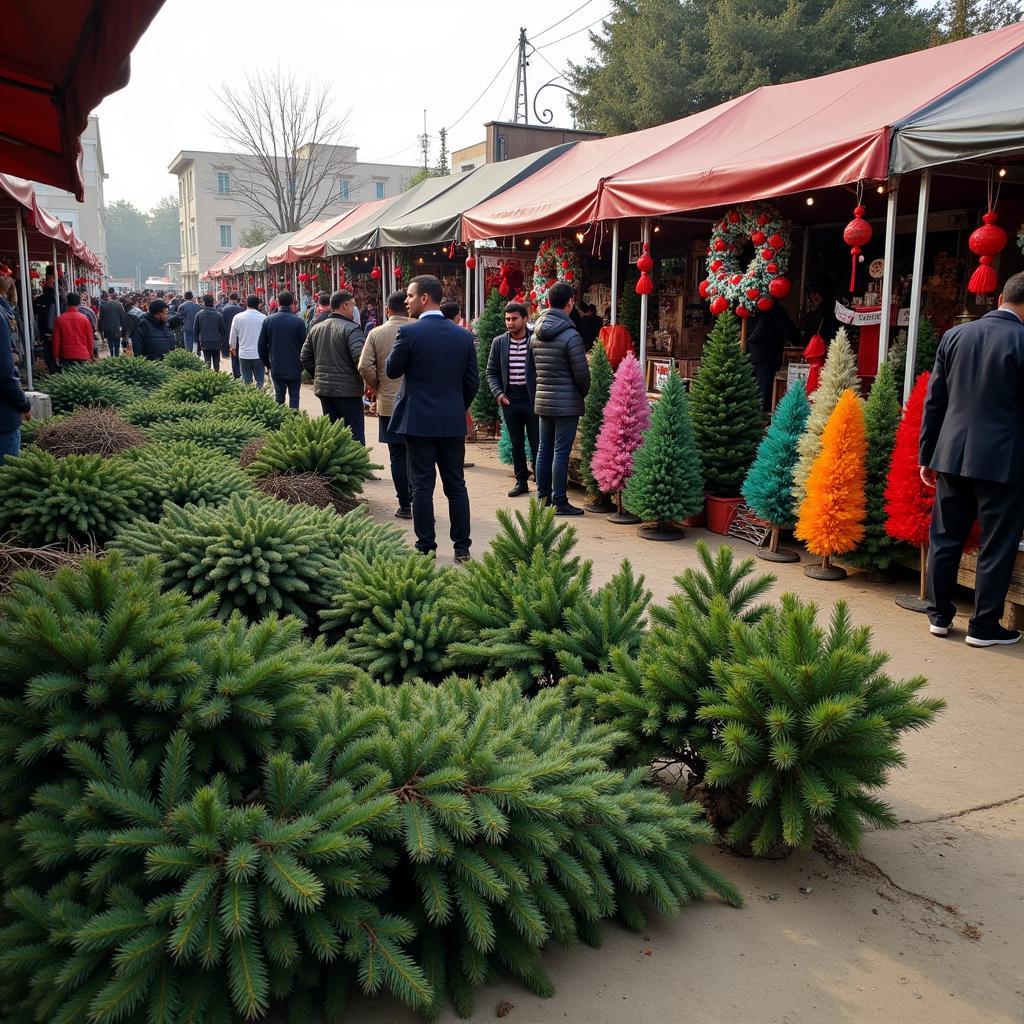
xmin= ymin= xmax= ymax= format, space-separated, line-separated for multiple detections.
xmin=386 ymin=275 xmax=479 ymax=562
xmin=920 ymin=271 xmax=1024 ymax=647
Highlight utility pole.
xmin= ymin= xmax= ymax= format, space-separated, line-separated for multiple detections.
xmin=437 ymin=128 xmax=449 ymax=175
xmin=513 ymin=27 xmax=529 ymax=124
xmin=417 ymin=109 xmax=430 ymax=173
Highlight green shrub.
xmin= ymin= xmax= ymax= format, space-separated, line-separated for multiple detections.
xmin=43 ymin=370 xmax=144 ymax=415
xmin=154 ymin=368 xmax=240 ymax=403
xmin=85 ymin=353 xmax=171 ymax=392
xmin=119 ymin=440 xmax=252 ymax=516
xmin=0 ymin=448 xmax=145 ymax=545
xmin=245 ymin=414 xmax=376 ymax=498
xmin=121 ymin=397 xmax=208 ymax=427
xmin=160 ymin=347 xmax=206 ymax=372
xmin=147 ymin=413 xmax=266 ymax=457
xmin=213 ymin=386 xmax=297 ymax=429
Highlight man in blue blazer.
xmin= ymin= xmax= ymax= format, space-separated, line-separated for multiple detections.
xmin=387 ymin=275 xmax=479 ymax=561
xmin=920 ymin=272 xmax=1024 ymax=647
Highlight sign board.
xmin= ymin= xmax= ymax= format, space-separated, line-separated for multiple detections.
xmin=896 ymin=307 xmax=910 ymax=327
xmin=787 ymin=362 xmax=811 ymax=389
xmin=652 ymin=359 xmax=672 ymax=391
xmin=835 ymin=301 xmax=883 ymax=326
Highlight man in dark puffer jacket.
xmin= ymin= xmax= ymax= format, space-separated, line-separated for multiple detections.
xmin=530 ymin=281 xmax=591 ymax=515
xmin=130 ymin=299 xmax=179 ymax=360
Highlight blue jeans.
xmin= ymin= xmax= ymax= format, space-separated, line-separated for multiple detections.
xmin=535 ymin=415 xmax=579 ymax=507
xmin=240 ymin=358 xmax=265 ymax=387
xmin=0 ymin=427 xmax=21 ymax=462
xmin=273 ymin=376 xmax=300 ymax=409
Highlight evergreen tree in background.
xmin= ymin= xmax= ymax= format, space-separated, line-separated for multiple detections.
xmin=742 ymin=380 xmax=811 ymax=527
xmin=623 ymin=369 xmax=704 ymax=527
xmin=619 ymin=271 xmax=642 ymax=353
xmin=471 ymin=288 xmax=504 ymax=430
xmin=888 ymin=317 xmax=940 ymax=398
xmin=847 ymin=360 xmax=906 ymax=573
xmin=792 ymin=327 xmax=858 ymax=505
xmin=689 ymin=310 xmax=764 ymax=496
xmin=579 ymin=341 xmax=613 ymax=499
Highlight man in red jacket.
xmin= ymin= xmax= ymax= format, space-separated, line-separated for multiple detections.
xmin=52 ymin=293 xmax=95 ymax=366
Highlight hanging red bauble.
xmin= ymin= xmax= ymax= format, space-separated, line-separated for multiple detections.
xmin=750 ymin=230 xmax=766 ymax=246
xmin=394 ymin=265 xmax=402 ymax=280
xmin=561 ymin=260 xmax=570 ymax=269
xmin=757 ymin=297 xmax=775 ymax=312
xmin=769 ymin=277 xmax=792 ymax=299
xmin=766 ymin=262 xmax=779 ymax=275
xmin=465 ymin=254 xmax=477 ymax=270
xmin=564 ymin=270 xmax=574 ymax=281
xmin=768 ymin=233 xmax=784 ymax=249
xmin=713 ymin=239 xmax=727 ymax=252
xmin=730 ymin=274 xmax=743 ymax=285
xmin=635 ymin=241 xmax=654 ymax=295
xmin=760 ymin=248 xmax=775 ymax=261
xmin=756 ymin=213 xmax=771 ymax=226
xmin=699 ymin=280 xmax=710 ymax=298
xmin=370 ymin=266 xmax=381 ymax=280
xmin=710 ymin=295 xmax=729 ymax=315
xmin=745 ymin=287 xmax=760 ymax=300
xmin=728 ymin=211 xmax=741 ymax=224
xmin=967 ymin=210 xmax=1007 ymax=296
xmin=297 ymin=272 xmax=309 ymax=282
xmin=843 ymin=204 xmax=873 ymax=292
xmin=735 ymin=305 xmax=751 ymax=318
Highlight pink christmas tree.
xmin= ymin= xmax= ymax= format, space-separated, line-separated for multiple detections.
xmin=592 ymin=352 xmax=651 ymax=495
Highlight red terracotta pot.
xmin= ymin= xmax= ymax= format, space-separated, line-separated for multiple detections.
xmin=705 ymin=494 xmax=742 ymax=535
xmin=681 ymin=507 xmax=707 ymax=528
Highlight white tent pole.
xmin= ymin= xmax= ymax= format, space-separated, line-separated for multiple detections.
xmin=15 ymin=209 xmax=33 ymax=390
xmin=638 ymin=219 xmax=650 ymax=369
xmin=610 ymin=221 xmax=620 ymax=324
xmin=878 ymin=176 xmax=900 ymax=363
xmin=905 ymin=170 xmax=931 ymax=398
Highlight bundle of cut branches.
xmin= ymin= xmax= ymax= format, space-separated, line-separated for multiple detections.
xmin=35 ymin=407 xmax=148 ymax=458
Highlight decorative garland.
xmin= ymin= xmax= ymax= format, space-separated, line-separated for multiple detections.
xmin=529 ymin=236 xmax=582 ymax=312
xmin=700 ymin=203 xmax=792 ymax=318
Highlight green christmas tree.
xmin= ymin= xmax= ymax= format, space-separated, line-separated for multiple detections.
xmin=847 ymin=359 xmax=906 ymax=574
xmin=689 ymin=310 xmax=764 ymax=496
xmin=619 ymin=270 xmax=641 ymax=352
xmin=888 ymin=317 xmax=940 ymax=398
xmin=791 ymin=327 xmax=858 ymax=505
xmin=623 ymin=369 xmax=704 ymax=528
xmin=578 ymin=341 xmax=613 ymax=500
xmin=470 ymin=287 xmax=504 ymax=430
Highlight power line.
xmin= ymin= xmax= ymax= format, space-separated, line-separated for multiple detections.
xmin=537 ymin=11 xmax=610 ymax=49
xmin=531 ymin=0 xmax=597 ymax=41
xmin=446 ymin=44 xmax=519 ymax=132
xmin=532 ymin=46 xmax=567 ymax=81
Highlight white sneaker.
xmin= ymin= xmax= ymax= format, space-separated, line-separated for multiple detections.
xmin=929 ymin=624 xmax=950 ymax=637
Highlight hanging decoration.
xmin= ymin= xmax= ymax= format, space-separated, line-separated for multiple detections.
xmin=967 ymin=169 xmax=1006 ymax=297
xmin=370 ymin=266 xmax=382 ymax=281
xmin=635 ymin=242 xmax=654 ymax=295
xmin=701 ymin=203 xmax=792 ymax=317
xmin=529 ymin=235 xmax=582 ymax=312
xmin=465 ymin=254 xmax=477 ymax=270
xmin=843 ymin=184 xmax=873 ymax=294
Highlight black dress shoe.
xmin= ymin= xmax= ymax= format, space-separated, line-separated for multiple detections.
xmin=507 ymin=482 xmax=529 ymax=497
xmin=553 ymin=502 xmax=585 ymax=516
xmin=464 ymin=461 xmax=475 ymax=468
xmin=395 ymin=506 xmax=412 ymax=520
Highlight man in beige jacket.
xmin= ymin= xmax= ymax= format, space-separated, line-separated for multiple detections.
xmin=359 ymin=290 xmax=413 ymax=518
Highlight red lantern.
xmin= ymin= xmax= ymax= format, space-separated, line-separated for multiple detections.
xmin=735 ymin=305 xmax=751 ymax=318
xmin=967 ymin=210 xmax=1007 ymax=296
xmin=769 ymin=277 xmax=792 ymax=299
xmin=370 ymin=266 xmax=381 ymax=280
xmin=635 ymin=242 xmax=654 ymax=296
xmin=710 ymin=295 xmax=729 ymax=315
xmin=394 ymin=265 xmax=402 ymax=280
xmin=750 ymin=231 xmax=766 ymax=246
xmin=843 ymin=204 xmax=873 ymax=293
xmin=465 ymin=255 xmax=477 ymax=270
xmin=757 ymin=297 xmax=775 ymax=312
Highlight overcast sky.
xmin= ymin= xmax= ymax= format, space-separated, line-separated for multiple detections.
xmin=96 ymin=0 xmax=605 ymax=211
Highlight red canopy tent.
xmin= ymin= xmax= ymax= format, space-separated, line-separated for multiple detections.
xmin=267 ymin=220 xmax=327 ymax=266
xmin=201 ymin=246 xmax=250 ymax=282
xmin=285 ymin=200 xmax=396 ymax=262
xmin=1 ymin=1 xmax=165 ymax=200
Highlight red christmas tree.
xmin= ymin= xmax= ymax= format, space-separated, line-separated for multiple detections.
xmin=884 ymin=372 xmax=933 ymax=547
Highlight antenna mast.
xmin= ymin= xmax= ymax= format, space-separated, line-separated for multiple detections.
xmin=513 ymin=28 xmax=529 ymax=124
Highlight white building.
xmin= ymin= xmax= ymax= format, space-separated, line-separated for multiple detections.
xmin=169 ymin=146 xmax=419 ymax=293
xmin=32 ymin=115 xmax=108 ymax=277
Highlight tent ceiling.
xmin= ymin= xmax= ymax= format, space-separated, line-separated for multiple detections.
xmin=266 ymin=220 xmax=326 ymax=265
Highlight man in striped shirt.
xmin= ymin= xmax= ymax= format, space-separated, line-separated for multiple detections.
xmin=486 ymin=301 xmax=538 ymax=497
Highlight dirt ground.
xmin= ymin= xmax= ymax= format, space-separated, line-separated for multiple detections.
xmin=304 ymin=390 xmax=1024 ymax=1024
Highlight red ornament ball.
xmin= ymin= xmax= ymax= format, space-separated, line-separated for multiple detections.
xmin=728 ymin=211 xmax=741 ymax=224
xmin=757 ymin=297 xmax=775 ymax=312
xmin=465 ymin=255 xmax=477 ymax=270
xmin=843 ymin=207 xmax=873 ymax=249
xmin=699 ymin=280 xmax=710 ymax=298
xmin=370 ymin=266 xmax=381 ymax=280
xmin=561 ymin=259 xmax=570 ymax=269
xmin=757 ymin=213 xmax=771 ymax=226
xmin=766 ymin=262 xmax=779 ymax=275
xmin=751 ymin=231 xmax=766 ymax=246
xmin=768 ymin=233 xmax=784 ymax=249
xmin=710 ymin=258 xmax=723 ymax=271
xmin=710 ymin=296 xmax=729 ymax=315
xmin=564 ymin=271 xmax=574 ymax=281
xmin=760 ymin=248 xmax=776 ymax=261
xmin=768 ymin=277 xmax=792 ymax=299
xmin=713 ymin=239 xmax=727 ymax=252
xmin=745 ymin=287 xmax=760 ymax=300
xmin=730 ymin=274 xmax=743 ymax=285
xmin=735 ymin=305 xmax=751 ymax=319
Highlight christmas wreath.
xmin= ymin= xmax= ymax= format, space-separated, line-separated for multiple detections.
xmin=529 ymin=236 xmax=582 ymax=312
xmin=700 ymin=203 xmax=792 ymax=318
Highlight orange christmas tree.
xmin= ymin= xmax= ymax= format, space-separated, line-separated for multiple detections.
xmin=795 ymin=389 xmax=868 ymax=579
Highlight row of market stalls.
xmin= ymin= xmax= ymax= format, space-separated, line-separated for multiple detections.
xmin=201 ymin=22 xmax=1024 ymax=403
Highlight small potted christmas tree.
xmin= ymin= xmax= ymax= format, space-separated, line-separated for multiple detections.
xmin=592 ymin=353 xmax=650 ymax=524
xmin=795 ymin=389 xmax=868 ymax=580
xmin=884 ymin=371 xmax=934 ymax=611
xmin=470 ymin=288 xmax=504 ymax=436
xmin=622 ymin=367 xmax=704 ymax=540
xmin=742 ymin=381 xmax=811 ymax=562
xmin=579 ymin=342 xmax=614 ymax=513
xmin=689 ymin=310 xmax=764 ymax=533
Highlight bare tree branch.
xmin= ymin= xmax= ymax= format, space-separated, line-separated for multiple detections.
xmin=207 ymin=69 xmax=354 ymax=233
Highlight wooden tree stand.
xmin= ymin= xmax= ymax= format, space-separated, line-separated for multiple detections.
xmin=757 ymin=524 xmax=801 ymax=563
xmin=804 ymin=554 xmax=847 ymax=581
xmin=607 ymin=490 xmax=640 ymax=525
xmin=895 ymin=544 xmax=930 ymax=614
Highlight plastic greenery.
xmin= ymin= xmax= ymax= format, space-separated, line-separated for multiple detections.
xmin=147 ymin=414 xmax=267 ymax=457
xmin=470 ymin=288 xmax=504 ymax=428
xmin=0 ymin=448 xmax=145 ymax=545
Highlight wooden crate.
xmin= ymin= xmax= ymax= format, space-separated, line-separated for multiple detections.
xmin=957 ymin=549 xmax=1024 ymax=630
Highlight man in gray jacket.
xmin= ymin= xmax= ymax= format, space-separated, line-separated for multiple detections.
xmin=530 ymin=281 xmax=590 ymax=515
xmin=300 ymin=289 xmax=366 ymax=443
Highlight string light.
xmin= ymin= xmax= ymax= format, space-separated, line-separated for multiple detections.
xmin=575 ymin=231 xmax=585 ymax=243
xmin=653 ymin=223 xmax=661 ymax=233
xmin=523 ymin=238 xmax=531 ymax=246
xmin=806 ymin=196 xmax=815 ymax=206
xmin=998 ymin=167 xmax=1007 ymax=178
xmin=876 ymin=185 xmax=885 ymax=193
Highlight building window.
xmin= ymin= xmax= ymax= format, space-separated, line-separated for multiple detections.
xmin=217 ymin=171 xmax=230 ymax=194
xmin=219 ymin=224 xmax=232 ymax=248
xmin=180 ymin=229 xmax=186 ymax=256
xmin=375 ymin=181 xmax=385 ymax=199
xmin=339 ymin=179 xmax=350 ymax=200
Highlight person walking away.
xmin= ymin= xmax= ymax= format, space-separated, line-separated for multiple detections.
xmin=386 ymin=275 xmax=478 ymax=561
xmin=531 ymin=282 xmax=590 ymax=515
xmin=52 ymin=293 xmax=95 ymax=368
xmin=74 ymin=294 xmax=99 ymax=360
xmin=746 ymin=302 xmax=802 ymax=413
xmin=258 ymin=290 xmax=306 ymax=408
xmin=99 ymin=288 xmax=130 ymax=357
xmin=359 ymin=290 xmax=412 ymax=517
xmin=178 ymin=291 xmax=200 ymax=352
xmin=920 ymin=271 xmax=1024 ymax=648
xmin=0 ymin=301 xmax=30 ymax=461
xmin=34 ymin=272 xmax=59 ymax=372
xmin=194 ymin=294 xmax=227 ymax=371
xmin=300 ymin=290 xmax=366 ymax=442
xmin=229 ymin=295 xmax=267 ymax=386
xmin=486 ymin=300 xmax=538 ymax=497
xmin=130 ymin=299 xmax=178 ymax=360
xmin=221 ymin=292 xmax=245 ymax=377
xmin=310 ymin=292 xmax=332 ymax=326
xmin=579 ymin=302 xmax=603 ymax=352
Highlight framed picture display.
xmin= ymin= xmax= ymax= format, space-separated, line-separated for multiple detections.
xmin=647 ymin=357 xmax=673 ymax=392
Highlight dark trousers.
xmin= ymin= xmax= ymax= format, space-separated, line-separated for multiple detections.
xmin=379 ymin=415 xmax=411 ymax=508
xmin=536 ymin=415 xmax=579 ymax=507
xmin=320 ymin=395 xmax=365 ymax=445
xmin=202 ymin=349 xmax=220 ymax=371
xmin=406 ymin=436 xmax=471 ymax=556
xmin=230 ymin=352 xmax=241 ymax=378
xmin=502 ymin=386 xmax=538 ymax=484
xmin=752 ymin=362 xmax=778 ymax=413
xmin=273 ymin=376 xmax=300 ymax=409
xmin=104 ymin=329 xmax=122 ymax=357
xmin=927 ymin=472 xmax=1024 ymax=636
